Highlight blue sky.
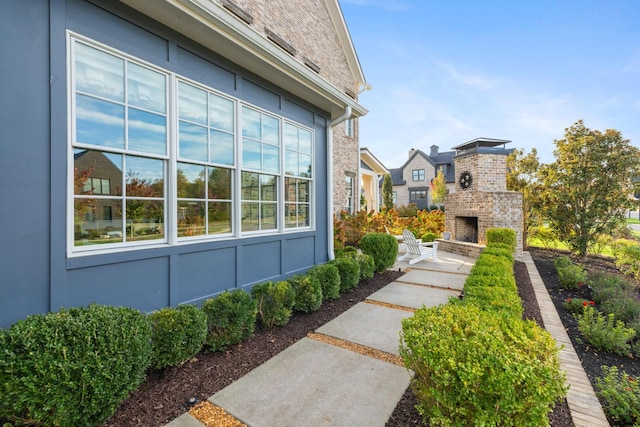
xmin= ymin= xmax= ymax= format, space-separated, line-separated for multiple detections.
xmin=340 ymin=0 xmax=640 ymax=167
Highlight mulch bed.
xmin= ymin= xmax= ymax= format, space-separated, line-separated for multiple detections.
xmin=103 ymin=248 xmax=638 ymax=426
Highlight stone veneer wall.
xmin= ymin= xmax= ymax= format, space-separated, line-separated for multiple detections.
xmin=220 ymin=0 xmax=361 ymax=214
xmin=436 ymin=239 xmax=484 ymax=259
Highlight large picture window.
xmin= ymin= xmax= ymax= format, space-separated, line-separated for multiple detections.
xmin=69 ymin=35 xmax=314 ymax=255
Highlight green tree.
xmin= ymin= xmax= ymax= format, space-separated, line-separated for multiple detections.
xmin=382 ymin=173 xmax=394 ymax=211
xmin=535 ymin=120 xmax=640 ymax=260
xmin=430 ymin=170 xmax=448 ymax=206
xmin=506 ymin=148 xmax=541 ymax=248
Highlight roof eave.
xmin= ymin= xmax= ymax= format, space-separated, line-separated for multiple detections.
xmin=118 ymin=0 xmax=368 ymax=120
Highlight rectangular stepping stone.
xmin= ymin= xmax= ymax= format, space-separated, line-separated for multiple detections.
xmin=397 ymin=270 xmax=467 ymax=290
xmin=316 ymin=302 xmax=412 ymax=355
xmin=368 ymin=282 xmax=457 ymax=309
xmin=210 ymin=338 xmax=411 ymax=427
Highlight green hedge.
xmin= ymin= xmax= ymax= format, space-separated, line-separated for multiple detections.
xmin=486 ymin=227 xmax=517 ymax=251
xmin=401 ymin=304 xmax=566 ymax=426
xmin=359 ymin=233 xmax=398 ymax=272
xmin=148 ymin=304 xmax=207 ymax=369
xmin=289 ymin=274 xmax=323 ymax=313
xmin=252 ymin=281 xmax=296 ymax=327
xmin=202 ymin=289 xmax=256 ymax=351
xmin=307 ymin=263 xmax=341 ymax=301
xmin=0 ymin=304 xmax=152 ymax=427
xmin=329 ymin=257 xmax=360 ymax=292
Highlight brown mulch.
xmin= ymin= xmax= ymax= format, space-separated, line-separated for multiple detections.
xmin=103 ymin=247 xmax=638 ymax=427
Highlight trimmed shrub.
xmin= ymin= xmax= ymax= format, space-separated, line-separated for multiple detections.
xmin=355 ymin=252 xmax=375 ymax=279
xmin=252 ymin=281 xmax=296 ymax=327
xmin=0 ymin=304 xmax=152 ymax=427
xmin=329 ymin=256 xmax=360 ymax=292
xmin=359 ymin=232 xmax=399 ymax=273
xmin=556 ymin=264 xmax=588 ymax=290
xmin=463 ymin=285 xmax=523 ymax=318
xmin=307 ymin=263 xmax=341 ymax=301
xmin=400 ymin=304 xmax=566 ymax=426
xmin=486 ymin=227 xmax=517 ymax=251
xmin=202 ymin=289 xmax=256 ymax=351
xmin=473 ymin=253 xmax=513 ymax=271
xmin=595 ymin=365 xmax=640 ymax=425
xmin=289 ymin=274 xmax=323 ymax=313
xmin=148 ymin=304 xmax=207 ymax=369
xmin=421 ymin=232 xmax=437 ymax=242
xmin=577 ymin=306 xmax=636 ymax=356
xmin=481 ymin=246 xmax=514 ymax=263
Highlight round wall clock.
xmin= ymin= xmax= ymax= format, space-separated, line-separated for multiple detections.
xmin=459 ymin=171 xmax=473 ymax=190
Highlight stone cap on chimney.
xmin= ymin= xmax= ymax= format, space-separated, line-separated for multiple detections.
xmin=452 ymin=137 xmax=511 ymax=159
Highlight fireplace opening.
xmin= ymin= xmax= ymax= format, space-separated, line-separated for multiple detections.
xmin=455 ymin=216 xmax=478 ymax=243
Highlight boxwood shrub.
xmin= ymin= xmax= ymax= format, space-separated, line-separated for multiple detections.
xmin=486 ymin=227 xmax=517 ymax=251
xmin=252 ymin=281 xmax=296 ymax=327
xmin=400 ymin=304 xmax=566 ymax=426
xmin=329 ymin=256 xmax=360 ymax=292
xmin=359 ymin=232 xmax=398 ymax=273
xmin=289 ymin=274 xmax=323 ymax=313
xmin=148 ymin=304 xmax=207 ymax=369
xmin=0 ymin=304 xmax=152 ymax=427
xmin=307 ymin=263 xmax=341 ymax=301
xmin=202 ymin=289 xmax=256 ymax=351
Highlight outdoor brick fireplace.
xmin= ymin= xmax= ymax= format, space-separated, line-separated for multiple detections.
xmin=442 ymin=138 xmax=523 ymax=256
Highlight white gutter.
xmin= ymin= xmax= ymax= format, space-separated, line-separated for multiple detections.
xmin=327 ymin=106 xmax=352 ymax=260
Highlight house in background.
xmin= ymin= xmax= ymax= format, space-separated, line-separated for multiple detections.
xmin=359 ymin=147 xmax=389 ymax=213
xmin=388 ymin=145 xmax=456 ymax=209
xmin=0 ymin=0 xmax=368 ymax=328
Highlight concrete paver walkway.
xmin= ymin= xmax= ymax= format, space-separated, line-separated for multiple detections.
xmin=166 ymin=250 xmax=609 ymax=426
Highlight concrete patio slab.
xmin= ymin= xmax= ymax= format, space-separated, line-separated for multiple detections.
xmin=395 ymin=269 xmax=467 ymax=291
xmin=209 ymin=337 xmax=411 ymax=427
xmin=316 ymin=302 xmax=413 ymax=355
xmin=368 ymin=281 xmax=458 ymax=309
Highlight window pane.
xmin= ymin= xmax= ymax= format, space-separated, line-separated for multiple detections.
xmin=242 ymin=107 xmax=261 ymax=139
xmin=127 ymin=62 xmax=166 ymax=113
xmin=299 ymin=154 xmax=311 ymax=178
xmin=177 ymin=163 xmax=205 ymax=199
xmin=285 ymin=203 xmax=296 ymax=228
xmin=298 ymin=180 xmax=309 ymax=203
xmin=75 ymin=42 xmax=124 ymax=102
xmin=208 ymin=201 xmax=231 ymax=234
xmin=208 ymin=167 xmax=231 ymax=200
xmin=260 ymin=175 xmax=277 ymax=201
xmin=284 ymin=177 xmax=295 ymax=202
xmin=179 ymin=122 xmax=207 ymax=162
xmin=74 ymin=198 xmax=123 ymax=246
xmin=284 ymin=123 xmax=298 ymax=150
xmin=263 ymin=144 xmax=279 ymax=173
xmin=242 ymin=139 xmax=261 ymax=170
xmin=76 ymin=94 xmax=125 ymax=149
xmin=209 ymin=93 xmax=234 ymax=132
xmin=178 ymin=201 xmax=205 ymax=237
xmin=179 ymin=82 xmax=207 ymax=124
xmin=262 ymin=115 xmax=279 ymax=145
xmin=126 ymin=200 xmax=164 ymax=241
xmin=210 ymin=130 xmax=234 ymax=166
xmin=261 ymin=203 xmax=277 ymax=230
xmin=241 ymin=172 xmax=260 ymax=200
xmin=74 ymin=149 xmax=122 ymax=196
xmin=298 ymin=204 xmax=309 ymax=227
xmin=241 ymin=202 xmax=260 ymax=231
xmin=285 ymin=150 xmax=298 ymax=176
xmin=125 ymin=156 xmax=164 ymax=197
xmin=128 ymin=108 xmax=166 ymax=155
xmin=299 ymin=129 xmax=312 ymax=154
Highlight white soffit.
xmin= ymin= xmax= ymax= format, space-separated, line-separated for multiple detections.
xmin=118 ymin=0 xmax=368 ymax=120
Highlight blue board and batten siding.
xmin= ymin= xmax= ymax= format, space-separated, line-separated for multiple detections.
xmin=0 ymin=0 xmax=330 ymax=328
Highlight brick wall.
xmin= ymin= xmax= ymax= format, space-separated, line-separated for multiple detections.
xmin=219 ymin=0 xmax=360 ymax=214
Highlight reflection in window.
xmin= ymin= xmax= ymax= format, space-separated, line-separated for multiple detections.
xmin=345 ymin=176 xmax=354 ymax=213
xmin=70 ymin=36 xmax=314 ymax=254
xmin=72 ymin=40 xmax=166 ymax=247
xmin=241 ymin=172 xmax=277 ymax=231
xmin=412 ymin=169 xmax=425 ymax=181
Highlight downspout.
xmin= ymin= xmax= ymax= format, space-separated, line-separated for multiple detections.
xmin=327 ymin=105 xmax=352 ymax=261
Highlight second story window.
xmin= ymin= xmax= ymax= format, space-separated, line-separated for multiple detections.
xmin=345 ymin=118 xmax=355 ymax=138
xmin=412 ymin=169 xmax=425 ymax=181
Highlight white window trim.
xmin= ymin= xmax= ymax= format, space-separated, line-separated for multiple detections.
xmin=67 ymin=32 xmax=315 ymax=257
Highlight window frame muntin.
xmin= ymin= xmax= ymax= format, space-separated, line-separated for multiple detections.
xmin=67 ymin=32 xmax=315 ymax=257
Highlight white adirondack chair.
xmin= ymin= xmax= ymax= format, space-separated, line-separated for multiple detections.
xmin=397 ymin=229 xmax=438 ymax=265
